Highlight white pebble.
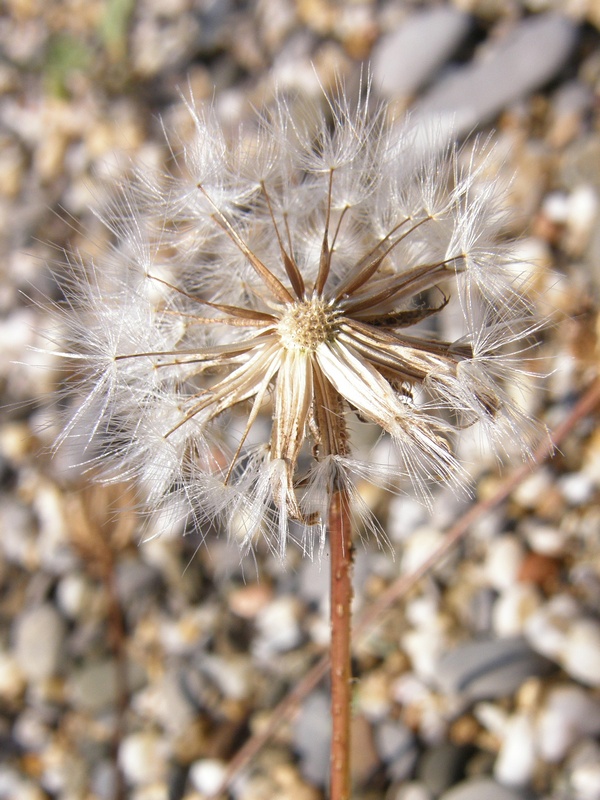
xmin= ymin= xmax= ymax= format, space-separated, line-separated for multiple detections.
xmin=524 ymin=594 xmax=579 ymax=660
xmin=543 ymin=190 xmax=570 ymax=223
xmin=562 ymin=619 xmax=600 ymax=687
xmin=189 ymin=759 xmax=226 ymax=796
xmin=388 ymin=496 xmax=428 ymax=543
xmin=13 ymin=604 xmax=66 ymax=682
xmin=549 ymin=351 xmax=579 ymax=398
xmin=159 ymin=607 xmax=216 ymax=656
xmin=440 ymin=777 xmax=525 ymax=800
xmin=509 ymin=236 xmax=552 ymax=281
xmin=401 ymin=527 xmax=444 ymax=575
xmin=494 ymin=712 xmax=536 ymax=787
xmin=512 ymin=469 xmax=553 ymax=509
xmin=559 ymin=472 xmax=595 ymax=506
xmin=132 ymin=673 xmax=195 ymax=734
xmin=39 ymin=741 xmax=88 ymax=795
xmin=522 ymin=522 xmax=567 ymax=556
xmin=583 ymin=435 xmax=600 ymax=485
xmin=566 ymin=185 xmax=598 ymax=252
xmin=402 ymin=628 xmax=447 ymax=683
xmin=119 ymin=733 xmax=168 ymax=786
xmin=307 ymin=614 xmax=330 ymax=647
xmin=254 ymin=596 xmax=302 ymax=657
xmin=392 ymin=675 xmax=447 ymax=743
xmin=484 ymin=536 xmax=524 ymax=591
xmin=537 ymin=686 xmax=600 ymax=763
xmin=0 ymin=651 xmax=25 ymax=699
xmin=475 ymin=702 xmax=508 ymax=737
xmin=56 ymin=574 xmax=94 ymax=619
xmin=392 ymin=783 xmax=432 ymax=800
xmin=492 ymin=584 xmax=542 ymax=637
xmin=572 ymin=762 xmax=600 ymax=800
xmin=130 ymin=786 xmax=169 ymax=800
xmin=33 ymin=482 xmax=74 ymax=573
xmin=356 ymin=670 xmax=392 ymax=721
xmin=14 ymin=787 xmax=46 ymax=800
xmin=392 ymin=674 xmax=430 ymax=707
xmin=405 ymin=595 xmax=439 ymax=628
xmin=538 ymin=704 xmax=575 ymax=764
xmin=200 ymin=655 xmax=251 ymax=701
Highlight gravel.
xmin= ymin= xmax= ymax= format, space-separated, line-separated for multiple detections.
xmin=2 ymin=2 xmax=600 ymax=799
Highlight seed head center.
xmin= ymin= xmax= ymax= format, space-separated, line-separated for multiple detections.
xmin=278 ymin=298 xmax=337 ymax=352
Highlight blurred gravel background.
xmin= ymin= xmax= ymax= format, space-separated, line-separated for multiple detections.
xmin=1 ymin=1 xmax=600 ymax=799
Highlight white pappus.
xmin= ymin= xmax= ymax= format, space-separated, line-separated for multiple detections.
xmin=53 ymin=83 xmax=542 ymax=558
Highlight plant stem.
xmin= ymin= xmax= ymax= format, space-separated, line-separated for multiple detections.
xmin=207 ymin=379 xmax=600 ymax=799
xmin=329 ymin=487 xmax=354 ymax=800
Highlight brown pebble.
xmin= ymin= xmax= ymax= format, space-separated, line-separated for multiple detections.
xmin=532 ymin=211 xmax=563 ymax=246
xmin=518 ymin=552 xmax=561 ymax=589
xmin=271 ymin=763 xmax=322 ymax=799
xmin=228 ymin=583 xmax=273 ymax=619
xmin=536 ymin=487 xmax=566 ymax=520
xmin=172 ymin=719 xmax=212 ymax=763
xmin=350 ymin=714 xmax=380 ymax=786
xmin=449 ymin=714 xmax=481 ymax=746
xmin=297 ymin=0 xmax=336 ymax=34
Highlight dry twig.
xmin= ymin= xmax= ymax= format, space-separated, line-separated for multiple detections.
xmin=209 ymin=378 xmax=600 ymax=797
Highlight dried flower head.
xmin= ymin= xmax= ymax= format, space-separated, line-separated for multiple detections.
xmin=56 ymin=85 xmax=539 ymax=556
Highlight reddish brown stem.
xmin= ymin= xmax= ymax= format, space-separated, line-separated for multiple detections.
xmin=329 ymin=488 xmax=354 ymax=800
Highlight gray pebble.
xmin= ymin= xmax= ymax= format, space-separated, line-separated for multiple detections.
xmin=13 ymin=603 xmax=66 ymax=682
xmin=12 ymin=709 xmax=50 ymax=750
xmin=116 ymin=557 xmax=162 ymax=611
xmin=466 ymin=588 xmax=496 ymax=635
xmin=90 ymin=761 xmax=118 ymax=800
xmin=298 ymin=551 xmax=330 ymax=604
xmin=552 ymin=80 xmax=594 ymax=121
xmin=418 ymin=743 xmax=473 ymax=797
xmin=0 ymin=765 xmax=46 ymax=800
xmin=293 ymin=691 xmax=331 ymax=787
xmin=439 ymin=777 xmax=529 ymax=800
xmin=433 ymin=636 xmax=552 ymax=701
xmin=417 ymin=13 xmax=578 ymax=135
xmin=375 ymin=719 xmax=417 ymax=782
xmin=70 ymin=659 xmax=145 ymax=713
xmin=560 ymin=133 xmax=600 ymax=190
xmin=388 ymin=784 xmax=432 ymax=800
xmin=0 ymin=498 xmax=37 ymax=567
xmin=372 ymin=8 xmax=471 ymax=99
xmin=195 ymin=0 xmax=235 ymax=54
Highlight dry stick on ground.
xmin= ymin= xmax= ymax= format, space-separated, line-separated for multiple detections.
xmin=104 ymin=557 xmax=129 ymax=800
xmin=329 ymin=488 xmax=354 ymax=800
xmin=208 ymin=378 xmax=600 ymax=799
xmin=66 ymin=485 xmax=136 ymax=800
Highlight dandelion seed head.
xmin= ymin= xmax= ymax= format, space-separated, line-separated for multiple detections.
xmin=278 ymin=298 xmax=338 ymax=352
xmin=53 ymin=81 xmax=544 ymax=557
